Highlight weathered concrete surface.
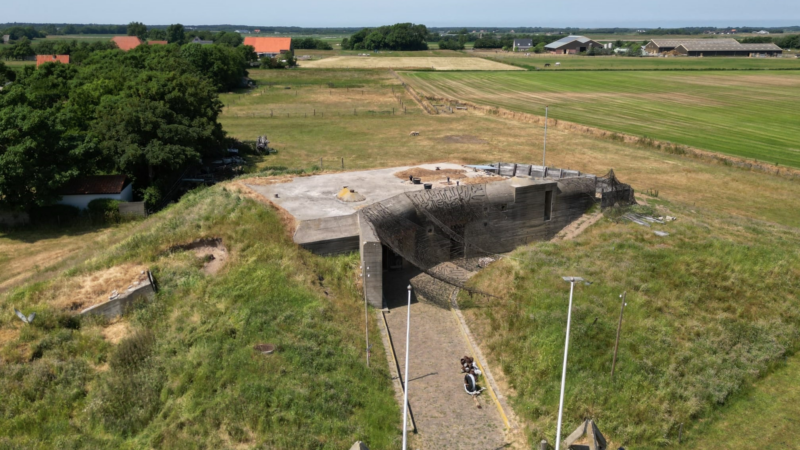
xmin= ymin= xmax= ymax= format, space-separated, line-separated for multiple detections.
xmin=358 ymin=212 xmax=383 ymax=308
xmin=294 ymin=214 xmax=360 ymax=255
xmin=383 ymin=268 xmax=508 ymax=450
xmin=81 ymin=275 xmax=155 ymax=318
xmin=246 ymin=163 xmax=486 ymax=221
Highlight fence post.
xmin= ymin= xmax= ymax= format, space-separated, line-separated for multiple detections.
xmin=611 ymin=291 xmax=627 ymax=379
xmin=341 ymin=158 xmax=344 ymax=169
xmin=319 ymin=158 xmax=323 ymax=169
xmin=314 ymin=109 xmax=315 ymax=116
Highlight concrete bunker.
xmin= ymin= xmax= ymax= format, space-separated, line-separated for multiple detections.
xmin=245 ymin=162 xmax=633 ymax=308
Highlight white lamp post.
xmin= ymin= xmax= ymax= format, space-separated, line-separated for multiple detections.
xmin=555 ymin=276 xmax=586 ymax=450
xmin=402 ymin=284 xmax=412 ymax=450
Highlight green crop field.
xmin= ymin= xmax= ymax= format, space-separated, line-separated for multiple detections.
xmin=404 ymin=70 xmax=800 ymax=168
xmin=480 ymin=54 xmax=800 ymax=70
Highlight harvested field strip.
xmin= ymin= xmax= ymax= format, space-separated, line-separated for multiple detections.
xmin=300 ymin=56 xmax=524 ymax=71
xmin=481 ymin=54 xmax=800 ymax=71
xmin=404 ymin=71 xmax=800 ymax=168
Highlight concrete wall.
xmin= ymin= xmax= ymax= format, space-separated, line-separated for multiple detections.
xmin=81 ymin=275 xmax=155 ymax=318
xmin=59 ymin=183 xmax=133 ymax=210
xmin=294 ymin=214 xmax=360 ymax=255
xmin=358 ymin=212 xmax=383 ymax=308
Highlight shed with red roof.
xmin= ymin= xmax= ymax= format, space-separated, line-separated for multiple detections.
xmin=243 ymin=37 xmax=292 ymax=57
xmin=111 ymin=36 xmax=143 ymax=51
xmin=36 ymin=55 xmax=70 ymax=68
xmin=58 ymin=175 xmax=133 ymax=210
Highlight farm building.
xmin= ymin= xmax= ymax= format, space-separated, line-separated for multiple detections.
xmin=58 ymin=175 xmax=133 ymax=210
xmin=544 ymin=35 xmax=603 ymax=54
xmin=2 ymin=35 xmax=9 ymax=44
xmin=243 ymin=37 xmax=292 ymax=57
xmin=147 ymin=40 xmax=168 ymax=46
xmin=644 ymin=38 xmax=739 ymax=54
xmin=644 ymin=38 xmax=782 ymax=56
xmin=191 ymin=37 xmax=213 ymax=45
xmin=36 ymin=54 xmax=69 ymax=67
xmin=111 ymin=36 xmax=143 ymax=51
xmin=247 ymin=163 xmax=633 ymax=308
xmin=674 ymin=41 xmax=782 ymax=56
xmin=513 ymin=39 xmax=533 ymax=51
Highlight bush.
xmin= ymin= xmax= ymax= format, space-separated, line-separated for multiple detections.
xmin=87 ymin=198 xmax=122 ymax=223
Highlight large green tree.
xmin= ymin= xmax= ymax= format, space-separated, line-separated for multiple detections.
xmin=127 ymin=22 xmax=148 ymax=39
xmin=0 ymin=45 xmax=227 ymax=211
xmin=166 ymin=24 xmax=185 ymax=44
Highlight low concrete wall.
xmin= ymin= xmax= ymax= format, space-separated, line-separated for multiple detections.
xmin=81 ymin=273 xmax=155 ymax=318
xmin=119 ymin=201 xmax=146 ymax=217
xmin=358 ymin=212 xmax=383 ymax=309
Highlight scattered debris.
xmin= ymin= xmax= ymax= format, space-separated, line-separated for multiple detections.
xmin=654 ymin=230 xmax=670 ymax=237
xmin=14 ymin=309 xmax=35 ymax=325
xmin=477 ymin=257 xmax=495 ymax=268
xmin=409 ymin=130 xmax=419 ymax=136
xmin=254 ymin=343 xmax=276 ymax=355
xmin=623 ymin=213 xmax=665 ymax=227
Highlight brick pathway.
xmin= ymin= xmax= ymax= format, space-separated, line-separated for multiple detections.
xmin=383 ymin=269 xmax=508 ymax=450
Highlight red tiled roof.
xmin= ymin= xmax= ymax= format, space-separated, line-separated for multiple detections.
xmin=111 ymin=36 xmax=143 ymax=51
xmin=60 ymin=175 xmax=129 ymax=195
xmin=243 ymin=37 xmax=292 ymax=54
xmin=147 ymin=40 xmax=168 ymax=45
xmin=36 ymin=54 xmax=70 ymax=68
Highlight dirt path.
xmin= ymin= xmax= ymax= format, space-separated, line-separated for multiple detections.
xmin=383 ymin=295 xmax=508 ymax=449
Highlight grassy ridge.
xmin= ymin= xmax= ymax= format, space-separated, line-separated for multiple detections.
xmin=404 ymin=70 xmax=800 ymax=168
xmin=465 ymin=199 xmax=800 ymax=447
xmin=0 ymin=186 xmax=399 ymax=449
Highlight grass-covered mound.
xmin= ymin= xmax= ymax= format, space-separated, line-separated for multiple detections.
xmin=463 ymin=198 xmax=800 ymax=448
xmin=0 ymin=186 xmax=399 ymax=449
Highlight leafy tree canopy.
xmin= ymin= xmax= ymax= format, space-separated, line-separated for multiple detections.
xmin=166 ymin=23 xmax=185 ymax=44
xmin=342 ymin=23 xmax=428 ymax=51
xmin=0 ymin=44 xmax=227 ymax=210
xmin=127 ymin=21 xmax=147 ymax=39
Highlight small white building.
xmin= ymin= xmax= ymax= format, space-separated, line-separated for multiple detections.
xmin=58 ymin=175 xmax=133 ymax=210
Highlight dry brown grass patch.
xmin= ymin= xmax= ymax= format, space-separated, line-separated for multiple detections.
xmin=101 ymin=319 xmax=131 ymax=344
xmin=49 ymin=264 xmax=150 ymax=312
xmin=394 ymin=167 xmax=467 ymax=182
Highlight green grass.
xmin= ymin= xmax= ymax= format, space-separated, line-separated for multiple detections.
xmin=0 ymin=186 xmax=400 ymax=449
xmin=483 ymin=54 xmax=800 ymax=70
xmin=404 ymin=70 xmax=800 ymax=168
xmin=464 ymin=199 xmax=800 ymax=448
xmin=685 ymin=353 xmax=800 ymax=449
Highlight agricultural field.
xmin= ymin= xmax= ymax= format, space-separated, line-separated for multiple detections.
xmin=299 ymin=56 xmax=522 ymax=70
xmin=38 ymin=34 xmax=122 ymax=42
xmin=404 ymin=70 xmax=800 ymax=168
xmin=478 ymin=53 xmax=800 ymax=70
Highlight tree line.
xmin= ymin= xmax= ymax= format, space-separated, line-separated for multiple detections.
xmin=739 ymin=34 xmax=800 ymax=49
xmin=473 ymin=34 xmax=560 ymax=50
xmin=341 ymin=23 xmax=429 ymax=51
xmin=0 ymin=43 xmax=255 ymax=212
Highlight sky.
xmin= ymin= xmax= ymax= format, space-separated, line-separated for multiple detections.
xmin=4 ymin=0 xmax=799 ymax=28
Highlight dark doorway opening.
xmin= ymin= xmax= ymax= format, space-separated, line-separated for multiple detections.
xmin=544 ymin=190 xmax=553 ymax=221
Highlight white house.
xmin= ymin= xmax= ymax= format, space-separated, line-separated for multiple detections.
xmin=58 ymin=175 xmax=133 ymax=210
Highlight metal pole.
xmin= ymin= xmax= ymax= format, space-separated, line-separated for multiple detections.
xmin=611 ymin=291 xmax=627 ymax=378
xmin=543 ymin=106 xmax=548 ymax=169
xmin=365 ymin=287 xmax=370 ymax=367
xmin=555 ymin=280 xmax=575 ymax=450
xmin=402 ymin=285 xmax=412 ymax=450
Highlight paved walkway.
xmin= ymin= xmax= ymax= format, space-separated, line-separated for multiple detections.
xmin=382 ymin=269 xmax=508 ymax=450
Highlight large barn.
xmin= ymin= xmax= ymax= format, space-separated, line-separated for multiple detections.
xmin=243 ymin=37 xmax=293 ymax=57
xmin=644 ymin=38 xmax=739 ymax=54
xmin=674 ymin=42 xmax=782 ymax=57
xmin=645 ymin=38 xmax=782 ymax=56
xmin=544 ymin=35 xmax=603 ymax=54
